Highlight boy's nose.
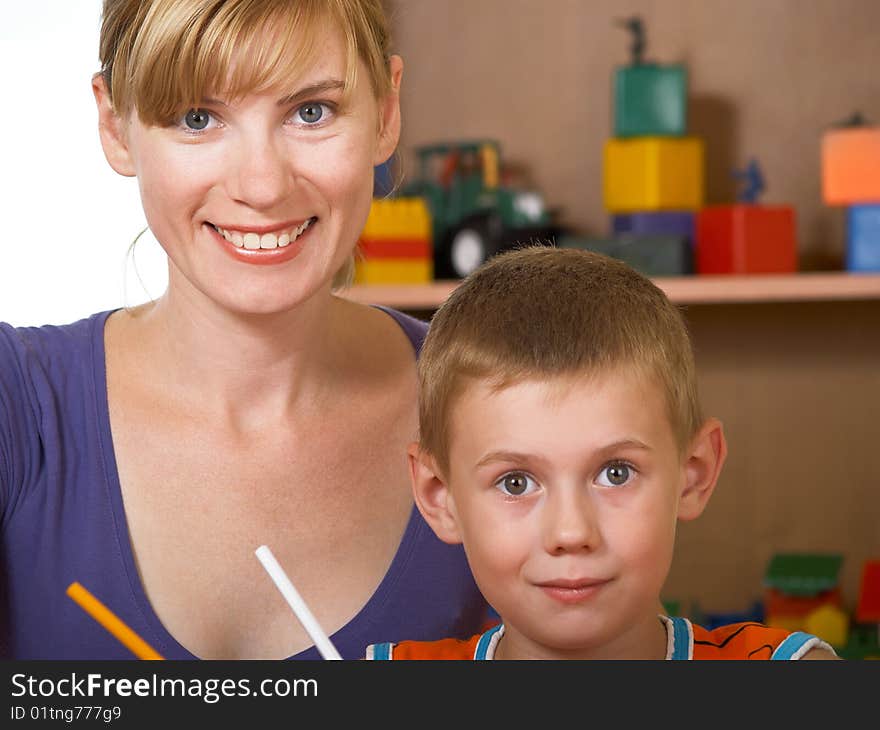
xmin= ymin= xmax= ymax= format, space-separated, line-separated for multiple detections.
xmin=227 ymin=134 xmax=294 ymax=211
xmin=541 ymin=488 xmax=601 ymax=555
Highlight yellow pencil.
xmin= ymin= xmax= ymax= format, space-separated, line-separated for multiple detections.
xmin=66 ymin=581 xmax=164 ymax=660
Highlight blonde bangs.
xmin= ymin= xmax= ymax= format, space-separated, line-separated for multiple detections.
xmin=115 ymin=0 xmax=362 ymax=126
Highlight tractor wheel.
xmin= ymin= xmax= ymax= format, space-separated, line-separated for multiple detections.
xmin=440 ymin=218 xmax=503 ymax=278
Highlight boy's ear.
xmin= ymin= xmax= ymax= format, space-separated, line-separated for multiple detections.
xmin=677 ymin=417 xmax=727 ymax=521
xmin=407 ymin=441 xmax=462 ymax=545
xmin=373 ymin=54 xmax=403 ymax=166
xmin=92 ymin=73 xmax=136 ymax=177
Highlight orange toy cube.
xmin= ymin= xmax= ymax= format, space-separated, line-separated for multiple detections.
xmin=696 ymin=204 xmax=797 ymax=274
xmin=822 ymin=127 xmax=880 ymax=204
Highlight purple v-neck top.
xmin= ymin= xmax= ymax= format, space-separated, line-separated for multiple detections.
xmin=0 ymin=307 xmax=486 ymax=659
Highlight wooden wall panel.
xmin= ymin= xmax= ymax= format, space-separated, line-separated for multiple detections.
xmin=667 ymin=301 xmax=880 ymax=613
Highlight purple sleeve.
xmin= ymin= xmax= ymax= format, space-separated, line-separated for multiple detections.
xmin=0 ymin=323 xmax=41 ymax=523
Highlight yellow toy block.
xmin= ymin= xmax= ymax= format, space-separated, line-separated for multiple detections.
xmin=765 ymin=614 xmax=805 ymax=633
xmin=362 ymin=197 xmax=432 ymax=240
xmin=804 ymin=604 xmax=849 ymax=648
xmin=603 ymin=136 xmax=704 ymax=213
xmin=354 ymin=258 xmax=432 ymax=285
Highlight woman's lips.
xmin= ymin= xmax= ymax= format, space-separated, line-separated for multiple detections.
xmin=207 ymin=219 xmax=315 ymax=266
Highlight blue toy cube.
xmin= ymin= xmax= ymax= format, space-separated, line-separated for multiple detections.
xmin=614 ymin=64 xmax=687 ymax=137
xmin=846 ymin=205 xmax=880 ymax=272
xmin=611 ymin=211 xmax=695 ymax=240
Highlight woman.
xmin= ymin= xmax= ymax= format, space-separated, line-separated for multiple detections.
xmin=0 ymin=0 xmax=486 ymax=659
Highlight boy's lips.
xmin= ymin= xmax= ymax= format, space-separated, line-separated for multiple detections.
xmin=536 ymin=578 xmax=611 ymax=604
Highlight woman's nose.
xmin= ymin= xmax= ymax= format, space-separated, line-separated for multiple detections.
xmin=541 ymin=487 xmax=601 ymax=555
xmin=227 ymin=132 xmax=294 ymax=211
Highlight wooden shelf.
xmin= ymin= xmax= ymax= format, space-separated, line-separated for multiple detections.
xmin=343 ymin=272 xmax=880 ymax=309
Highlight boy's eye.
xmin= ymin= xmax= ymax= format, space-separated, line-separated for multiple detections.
xmin=495 ymin=472 xmax=537 ymax=497
xmin=182 ymin=108 xmax=212 ymax=131
xmin=597 ymin=463 xmax=633 ymax=488
xmin=297 ymin=103 xmax=325 ymax=124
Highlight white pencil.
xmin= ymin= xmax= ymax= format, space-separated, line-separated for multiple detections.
xmin=255 ymin=544 xmax=343 ymax=660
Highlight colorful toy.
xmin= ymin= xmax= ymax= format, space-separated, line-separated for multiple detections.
xmin=763 ymin=553 xmax=843 ymax=635
xmin=690 ymin=600 xmax=765 ymax=631
xmin=732 ymin=158 xmax=765 ymax=204
xmin=804 ymin=604 xmax=849 ymax=648
xmin=611 ymin=211 xmax=695 ymax=240
xmin=603 ymin=136 xmax=704 ymax=212
xmin=821 ymin=118 xmax=880 ymax=205
xmin=845 ymin=205 xmax=880 ymax=272
xmin=559 ymin=232 xmax=691 ymax=277
xmin=855 ymin=560 xmax=880 ymax=625
xmin=834 ymin=559 xmax=880 ymax=659
xmin=400 ymin=140 xmax=556 ymax=279
xmin=354 ymin=197 xmax=433 ymax=285
xmin=696 ymin=203 xmax=797 ymax=274
xmin=694 ymin=160 xmax=797 ymax=274
xmin=613 ymin=16 xmax=687 ymax=138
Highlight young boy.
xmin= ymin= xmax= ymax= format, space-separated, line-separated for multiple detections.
xmin=366 ymin=246 xmax=838 ymax=660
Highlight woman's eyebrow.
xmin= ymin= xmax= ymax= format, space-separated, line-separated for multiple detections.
xmin=277 ymin=79 xmax=346 ymax=106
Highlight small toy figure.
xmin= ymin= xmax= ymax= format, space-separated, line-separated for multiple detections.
xmin=732 ymin=159 xmax=765 ymax=204
xmin=833 ymin=111 xmax=869 ymax=128
xmin=616 ymin=15 xmax=646 ymax=65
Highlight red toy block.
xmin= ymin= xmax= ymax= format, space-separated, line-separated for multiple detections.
xmin=855 ymin=560 xmax=880 ymax=624
xmin=822 ymin=127 xmax=880 ymax=205
xmin=696 ymin=204 xmax=797 ymax=274
xmin=764 ymin=586 xmax=842 ymax=618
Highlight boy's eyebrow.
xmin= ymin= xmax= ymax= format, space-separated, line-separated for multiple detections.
xmin=475 ymin=450 xmax=546 ymax=468
xmin=475 ymin=440 xmax=653 ymax=468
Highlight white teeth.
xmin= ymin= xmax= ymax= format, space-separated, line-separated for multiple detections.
xmin=215 ymin=218 xmax=314 ymax=251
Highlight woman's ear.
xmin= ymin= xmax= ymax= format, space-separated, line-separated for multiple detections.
xmin=407 ymin=442 xmax=462 ymax=545
xmin=677 ymin=417 xmax=728 ymax=521
xmin=373 ymin=54 xmax=404 ymax=166
xmin=92 ymin=73 xmax=136 ymax=177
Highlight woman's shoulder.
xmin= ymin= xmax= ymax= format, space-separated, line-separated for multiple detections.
xmin=0 ymin=310 xmax=114 ymax=363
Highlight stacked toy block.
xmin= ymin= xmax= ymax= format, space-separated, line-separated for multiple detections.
xmin=600 ymin=44 xmax=700 ymax=276
xmin=822 ymin=123 xmax=880 ymax=271
xmin=763 ymin=553 xmax=849 ymax=648
xmin=354 ymin=197 xmax=433 ymax=285
xmin=696 ymin=202 xmax=797 ymax=274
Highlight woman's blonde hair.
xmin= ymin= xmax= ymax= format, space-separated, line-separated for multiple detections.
xmin=418 ymin=246 xmax=704 ymax=474
xmin=99 ymin=0 xmax=394 ymax=289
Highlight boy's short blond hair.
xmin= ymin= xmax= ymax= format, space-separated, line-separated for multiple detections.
xmin=98 ymin=0 xmax=394 ymax=290
xmin=418 ymin=246 xmax=703 ymax=473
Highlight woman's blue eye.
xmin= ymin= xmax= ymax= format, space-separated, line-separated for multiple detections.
xmin=496 ymin=472 xmax=537 ymax=497
xmin=297 ymin=104 xmax=324 ymax=124
xmin=597 ymin=463 xmax=632 ymax=488
xmin=183 ymin=109 xmax=212 ymax=131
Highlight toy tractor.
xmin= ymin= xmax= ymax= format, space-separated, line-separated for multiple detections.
xmin=401 ymin=140 xmax=557 ymax=278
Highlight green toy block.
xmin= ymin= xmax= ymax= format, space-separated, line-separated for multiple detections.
xmin=558 ymin=233 xmax=692 ymax=276
xmin=763 ymin=553 xmax=843 ymax=597
xmin=614 ymin=64 xmax=687 ymax=137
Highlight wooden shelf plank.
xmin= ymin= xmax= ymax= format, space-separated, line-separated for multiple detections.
xmin=342 ymin=272 xmax=880 ymax=309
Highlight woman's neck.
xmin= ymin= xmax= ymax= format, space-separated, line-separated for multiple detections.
xmin=119 ymin=283 xmax=348 ymax=430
